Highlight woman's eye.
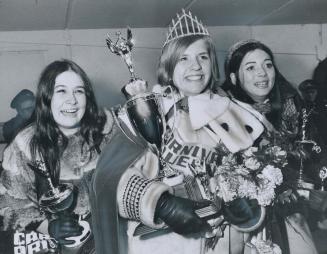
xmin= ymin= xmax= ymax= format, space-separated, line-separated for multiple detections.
xmin=179 ymin=56 xmax=188 ymax=62
xmin=199 ymin=54 xmax=209 ymax=60
xmin=266 ymin=62 xmax=273 ymax=68
xmin=75 ymin=89 xmax=85 ymax=94
xmin=246 ymin=66 xmax=255 ymax=71
xmin=55 ymin=89 xmax=66 ymax=93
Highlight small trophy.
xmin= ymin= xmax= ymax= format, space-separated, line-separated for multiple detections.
xmin=319 ymin=167 xmax=327 ymax=191
xmin=28 ymin=161 xmax=91 ymax=248
xmin=28 ymin=160 xmax=74 ymax=213
xmin=296 ymin=108 xmax=321 ymax=189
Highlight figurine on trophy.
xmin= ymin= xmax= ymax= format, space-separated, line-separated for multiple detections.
xmin=28 ymin=160 xmax=91 ymax=249
xmin=106 ymin=28 xmax=148 ymax=99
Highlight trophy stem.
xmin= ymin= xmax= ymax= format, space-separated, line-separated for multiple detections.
xmin=321 ymin=180 xmax=325 ymax=191
xmin=297 ymin=157 xmax=304 ymax=186
xmin=47 ymin=178 xmax=59 ymax=195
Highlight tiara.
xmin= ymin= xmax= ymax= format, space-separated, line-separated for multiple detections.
xmin=225 ymin=39 xmax=261 ymax=67
xmin=163 ymin=9 xmax=210 ymax=47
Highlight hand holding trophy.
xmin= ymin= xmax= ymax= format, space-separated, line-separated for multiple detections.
xmin=28 ymin=161 xmax=91 ymax=248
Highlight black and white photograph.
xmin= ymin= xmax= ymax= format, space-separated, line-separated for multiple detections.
xmin=0 ymin=0 xmax=327 ymax=253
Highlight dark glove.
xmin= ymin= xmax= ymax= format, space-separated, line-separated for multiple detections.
xmin=155 ymin=192 xmax=211 ymax=235
xmin=48 ymin=213 xmax=83 ymax=245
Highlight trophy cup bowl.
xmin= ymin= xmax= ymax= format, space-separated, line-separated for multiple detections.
xmin=125 ymin=92 xmax=165 ymax=151
xmin=39 ymin=183 xmax=74 ymax=214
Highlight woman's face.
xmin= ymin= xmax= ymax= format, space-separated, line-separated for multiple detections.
xmin=51 ymin=71 xmax=86 ymax=136
xmin=237 ymin=49 xmax=275 ymax=102
xmin=172 ymin=39 xmax=212 ymax=96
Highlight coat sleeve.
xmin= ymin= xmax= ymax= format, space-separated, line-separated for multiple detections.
xmin=117 ymin=150 xmax=172 ymax=228
xmin=0 ymin=132 xmax=45 ymax=231
xmin=90 ymin=129 xmax=171 ymax=254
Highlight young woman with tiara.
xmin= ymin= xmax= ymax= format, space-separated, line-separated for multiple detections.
xmin=91 ymin=10 xmax=276 ymax=254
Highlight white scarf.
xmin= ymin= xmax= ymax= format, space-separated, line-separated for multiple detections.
xmin=153 ymin=85 xmax=265 ymax=153
xmin=188 ymin=93 xmax=264 ymax=153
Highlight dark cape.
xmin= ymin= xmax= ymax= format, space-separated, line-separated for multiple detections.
xmin=90 ymin=126 xmax=147 ymax=254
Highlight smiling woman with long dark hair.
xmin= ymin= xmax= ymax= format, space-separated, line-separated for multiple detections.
xmin=222 ymin=40 xmax=318 ymax=254
xmin=0 ymin=59 xmax=116 ymax=253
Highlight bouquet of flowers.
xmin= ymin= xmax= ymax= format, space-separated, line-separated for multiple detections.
xmin=213 ymin=142 xmax=287 ymax=206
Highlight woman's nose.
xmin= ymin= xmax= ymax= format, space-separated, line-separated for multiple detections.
xmin=66 ymin=92 xmax=77 ymax=104
xmin=257 ymin=66 xmax=267 ymax=76
xmin=190 ymin=58 xmax=202 ymax=70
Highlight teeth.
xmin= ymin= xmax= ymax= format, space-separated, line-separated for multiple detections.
xmin=186 ymin=75 xmax=202 ymax=81
xmin=255 ymin=81 xmax=268 ymax=88
xmin=62 ymin=109 xmax=77 ymax=113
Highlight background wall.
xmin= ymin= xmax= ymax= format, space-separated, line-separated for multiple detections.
xmin=0 ymin=23 xmax=326 ymax=121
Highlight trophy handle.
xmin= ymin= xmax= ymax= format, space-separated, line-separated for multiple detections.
xmin=111 ymin=105 xmax=139 ymax=145
xmin=161 ymin=85 xmax=177 ymax=144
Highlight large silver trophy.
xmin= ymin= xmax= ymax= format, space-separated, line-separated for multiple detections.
xmin=106 ymin=29 xmax=173 ymax=168
xmin=28 ymin=161 xmax=91 ymax=248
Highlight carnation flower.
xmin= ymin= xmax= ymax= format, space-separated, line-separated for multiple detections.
xmin=234 ymin=165 xmax=249 ymax=175
xmin=262 ymin=166 xmax=283 ymax=186
xmin=221 ymin=154 xmax=237 ymax=165
xmin=256 ymin=185 xmax=276 ymax=206
xmin=244 ymin=157 xmax=261 ymax=171
xmin=243 ymin=147 xmax=258 ymax=157
xmin=238 ymin=178 xmax=257 ymax=198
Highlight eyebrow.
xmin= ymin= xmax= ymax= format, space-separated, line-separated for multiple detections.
xmin=54 ymin=84 xmax=85 ymax=89
xmin=182 ymin=51 xmax=208 ymax=56
xmin=245 ymin=59 xmax=272 ymax=65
